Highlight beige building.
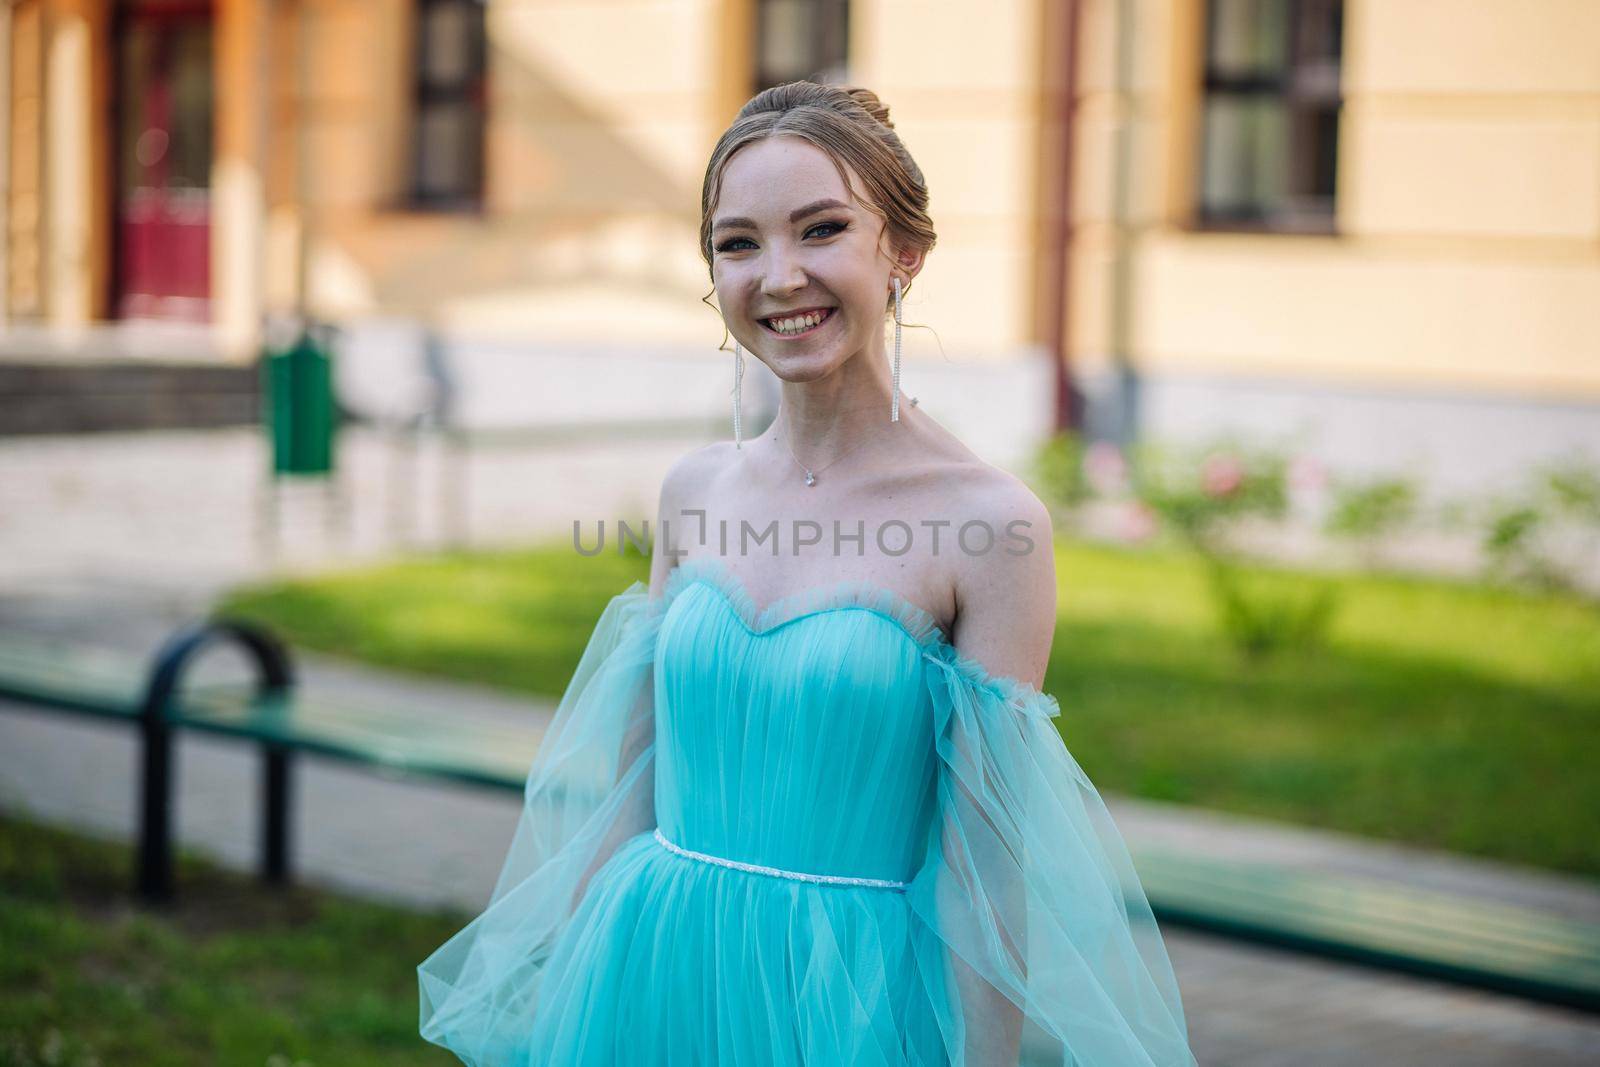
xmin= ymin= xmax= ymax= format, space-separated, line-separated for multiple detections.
xmin=2 ymin=1 xmax=1596 ymax=478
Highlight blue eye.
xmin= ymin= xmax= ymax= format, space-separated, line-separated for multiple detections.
xmin=714 ymin=220 xmax=849 ymax=254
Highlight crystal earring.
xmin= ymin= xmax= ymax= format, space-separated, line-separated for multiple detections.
xmin=889 ymin=278 xmax=915 ymax=422
xmin=732 ymin=340 xmax=745 ymax=448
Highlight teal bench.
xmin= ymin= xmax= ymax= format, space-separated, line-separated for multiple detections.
xmin=1129 ymin=848 xmax=1600 ymax=1014
xmin=0 ymin=621 xmax=543 ymax=904
xmin=0 ymin=624 xmax=1596 ymax=1014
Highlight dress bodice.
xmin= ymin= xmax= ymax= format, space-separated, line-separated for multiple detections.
xmin=654 ymin=568 xmax=943 ymax=885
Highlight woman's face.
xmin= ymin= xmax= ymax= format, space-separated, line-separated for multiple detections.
xmin=709 ymin=135 xmax=906 ymax=381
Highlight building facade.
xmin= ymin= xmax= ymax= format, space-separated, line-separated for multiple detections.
xmin=1 ymin=1 xmax=1596 ymax=479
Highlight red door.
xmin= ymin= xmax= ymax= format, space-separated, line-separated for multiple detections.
xmin=115 ymin=1 xmax=214 ymax=322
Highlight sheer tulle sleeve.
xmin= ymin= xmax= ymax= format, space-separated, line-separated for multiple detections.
xmin=418 ymin=579 xmax=661 ymax=1065
xmin=906 ymin=644 xmax=1198 ymax=1067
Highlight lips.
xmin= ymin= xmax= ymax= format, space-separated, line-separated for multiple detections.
xmin=760 ymin=307 xmax=836 ymax=339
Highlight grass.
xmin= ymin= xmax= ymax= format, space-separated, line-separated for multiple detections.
xmin=1040 ymin=542 xmax=1600 ymax=876
xmin=215 ymin=538 xmax=1600 ymax=878
xmin=0 ymin=814 xmax=466 ymax=1067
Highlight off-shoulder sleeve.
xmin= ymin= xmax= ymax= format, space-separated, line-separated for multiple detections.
xmin=907 ymin=644 xmax=1198 ymax=1067
xmin=418 ymin=580 xmax=661 ymax=1065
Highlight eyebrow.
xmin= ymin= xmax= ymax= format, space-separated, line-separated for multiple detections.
xmin=711 ymin=198 xmax=851 ymax=234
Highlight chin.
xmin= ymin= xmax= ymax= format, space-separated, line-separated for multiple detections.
xmin=761 ymin=350 xmax=849 ymax=383
xmin=761 ymin=358 xmax=838 ymax=383
xmin=756 ymin=330 xmax=866 ymax=383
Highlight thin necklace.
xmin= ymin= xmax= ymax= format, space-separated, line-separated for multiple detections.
xmin=777 ymin=396 xmax=917 ymax=487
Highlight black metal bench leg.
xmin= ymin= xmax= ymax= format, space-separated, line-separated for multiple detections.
xmin=137 ymin=713 xmax=174 ymax=905
xmin=262 ymin=744 xmax=293 ymax=886
xmin=136 ymin=617 xmax=295 ymax=907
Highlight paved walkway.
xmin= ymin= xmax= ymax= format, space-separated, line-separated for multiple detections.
xmin=2 ymin=576 xmax=1598 ymax=1065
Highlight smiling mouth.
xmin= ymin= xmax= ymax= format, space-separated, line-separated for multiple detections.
xmin=760 ymin=307 xmax=836 ymax=339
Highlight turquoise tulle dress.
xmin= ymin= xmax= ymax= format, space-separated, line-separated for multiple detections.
xmin=418 ymin=555 xmax=1197 ymax=1066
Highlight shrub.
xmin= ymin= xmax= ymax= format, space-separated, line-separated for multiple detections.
xmin=1323 ymin=474 xmax=1420 ymax=569
xmin=1480 ymin=457 xmax=1600 ymax=596
xmin=1029 ymin=429 xmax=1094 ymax=521
xmin=1128 ymin=435 xmax=1341 ymax=661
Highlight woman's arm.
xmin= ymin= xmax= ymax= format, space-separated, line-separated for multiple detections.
xmin=943 ymin=483 xmax=1058 ymax=1066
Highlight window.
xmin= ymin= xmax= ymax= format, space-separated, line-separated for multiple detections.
xmin=410 ymin=0 xmax=487 ymax=209
xmin=755 ymin=0 xmax=849 ymax=90
xmin=1197 ymin=0 xmax=1343 ymax=233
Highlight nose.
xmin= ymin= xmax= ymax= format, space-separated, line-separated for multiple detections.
xmin=760 ymin=244 xmax=807 ymax=299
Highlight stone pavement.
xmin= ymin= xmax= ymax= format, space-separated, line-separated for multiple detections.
xmin=1 ymin=575 xmax=1598 ymax=1065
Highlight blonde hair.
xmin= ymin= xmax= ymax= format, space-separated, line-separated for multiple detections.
xmin=698 ymin=81 xmax=937 ymax=313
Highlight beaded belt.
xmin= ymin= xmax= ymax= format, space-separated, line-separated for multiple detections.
xmin=652 ymin=827 xmax=909 ymax=891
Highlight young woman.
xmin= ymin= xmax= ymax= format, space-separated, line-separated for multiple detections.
xmin=420 ymin=81 xmax=1197 ymax=1067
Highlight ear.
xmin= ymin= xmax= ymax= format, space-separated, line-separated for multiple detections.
xmin=891 ymin=241 xmax=927 ymax=289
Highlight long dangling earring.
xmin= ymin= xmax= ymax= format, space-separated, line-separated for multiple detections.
xmin=732 ymin=340 xmax=745 ymax=448
xmin=891 ymin=277 xmax=904 ymax=422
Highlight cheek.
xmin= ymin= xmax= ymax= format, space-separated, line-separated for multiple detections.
xmin=829 ymin=272 xmax=886 ymax=323
xmin=711 ymin=266 xmax=746 ymax=307
xmin=820 ymin=248 xmax=882 ymax=297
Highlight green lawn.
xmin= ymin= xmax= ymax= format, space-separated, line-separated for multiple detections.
xmin=0 ymin=815 xmax=463 ymax=1067
xmin=216 ymin=538 xmax=1600 ymax=878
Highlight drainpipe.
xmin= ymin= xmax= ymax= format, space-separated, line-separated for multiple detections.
xmin=1045 ymin=0 xmax=1083 ymax=433
xmin=1106 ymin=0 xmax=1140 ymax=446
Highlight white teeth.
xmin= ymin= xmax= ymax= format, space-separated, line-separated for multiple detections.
xmin=769 ymin=310 xmax=827 ymax=334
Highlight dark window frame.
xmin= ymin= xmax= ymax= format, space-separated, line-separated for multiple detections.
xmin=754 ymin=0 xmax=850 ymax=91
xmin=408 ymin=0 xmax=488 ymax=212
xmin=1195 ymin=0 xmax=1344 ymax=235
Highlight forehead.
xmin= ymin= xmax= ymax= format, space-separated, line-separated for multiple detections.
xmin=715 ymin=135 xmax=862 ymax=218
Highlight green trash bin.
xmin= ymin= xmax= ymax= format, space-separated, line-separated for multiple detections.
xmin=262 ymin=331 xmax=338 ymax=476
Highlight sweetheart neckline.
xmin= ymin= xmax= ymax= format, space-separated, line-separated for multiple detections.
xmin=652 ymin=554 xmax=1060 ymax=714
xmin=678 ymin=575 xmax=938 ymax=661
xmin=663 ymin=555 xmax=946 ymax=647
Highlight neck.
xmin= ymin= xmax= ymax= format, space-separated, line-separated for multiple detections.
xmin=770 ymin=339 xmax=903 ymax=466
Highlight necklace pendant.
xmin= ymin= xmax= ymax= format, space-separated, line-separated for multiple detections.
xmin=804 ymin=470 xmax=816 ymax=487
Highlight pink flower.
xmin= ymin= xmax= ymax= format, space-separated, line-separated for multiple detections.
xmin=1118 ymin=500 xmax=1158 ymax=542
xmin=1201 ymin=453 xmax=1244 ymax=498
xmin=1084 ymin=441 xmax=1127 ymax=495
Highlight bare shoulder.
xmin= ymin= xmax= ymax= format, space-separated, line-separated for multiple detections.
xmin=659 ymin=440 xmax=738 ymax=512
xmin=649 ymin=442 xmax=738 ymax=592
xmin=951 ymin=460 xmax=1054 ymax=552
xmin=942 ymin=459 xmax=1058 ymax=690
xmin=903 ymin=414 xmax=1053 ymax=552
